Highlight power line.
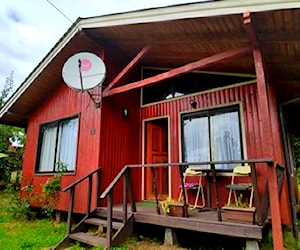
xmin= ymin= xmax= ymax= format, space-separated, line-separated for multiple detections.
xmin=45 ymin=0 xmax=73 ymax=24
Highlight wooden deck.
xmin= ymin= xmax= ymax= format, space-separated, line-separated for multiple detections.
xmin=95 ymin=204 xmax=265 ymax=240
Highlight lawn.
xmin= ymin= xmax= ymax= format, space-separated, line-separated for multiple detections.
xmin=0 ymin=190 xmax=299 ymax=250
xmin=0 ymin=190 xmax=66 ymax=250
xmin=0 ymin=190 xmax=183 ymax=250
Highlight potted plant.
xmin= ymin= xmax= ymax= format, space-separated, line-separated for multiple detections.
xmin=221 ymin=194 xmax=256 ymax=224
xmin=160 ymin=197 xmax=186 ymax=217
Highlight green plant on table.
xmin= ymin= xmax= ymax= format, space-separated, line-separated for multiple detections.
xmin=227 ymin=193 xmax=250 ymax=208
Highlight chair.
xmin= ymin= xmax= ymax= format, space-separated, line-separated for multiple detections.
xmin=225 ymin=165 xmax=254 ymax=207
xmin=178 ymin=167 xmax=205 ymax=209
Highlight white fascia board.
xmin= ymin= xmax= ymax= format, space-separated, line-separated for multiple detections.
xmin=79 ymin=0 xmax=300 ymax=29
xmin=0 ymin=22 xmax=81 ymax=118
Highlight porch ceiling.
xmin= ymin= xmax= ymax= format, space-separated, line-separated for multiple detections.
xmin=84 ymin=9 xmax=300 ymax=101
xmin=1 ymin=4 xmax=300 ymax=127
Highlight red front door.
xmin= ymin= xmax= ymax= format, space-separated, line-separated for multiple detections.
xmin=145 ymin=119 xmax=168 ymax=200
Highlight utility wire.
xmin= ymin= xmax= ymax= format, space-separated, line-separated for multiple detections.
xmin=45 ymin=0 xmax=74 ymax=24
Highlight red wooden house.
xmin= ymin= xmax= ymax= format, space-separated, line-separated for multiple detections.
xmin=1 ymin=1 xmax=300 ymax=249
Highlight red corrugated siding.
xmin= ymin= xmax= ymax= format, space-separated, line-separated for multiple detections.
xmin=141 ymin=83 xmax=289 ymax=221
xmin=99 ymin=89 xmax=141 ymax=203
xmin=22 ymin=84 xmax=102 ymax=213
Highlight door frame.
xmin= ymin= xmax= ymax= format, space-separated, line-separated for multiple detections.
xmin=141 ymin=115 xmax=171 ymax=200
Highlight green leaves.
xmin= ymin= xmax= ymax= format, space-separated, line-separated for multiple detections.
xmin=0 ymin=71 xmax=25 ymax=182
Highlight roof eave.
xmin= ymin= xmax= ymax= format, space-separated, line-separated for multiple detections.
xmin=1 ymin=0 xmax=300 ymax=124
xmin=79 ymin=0 xmax=300 ymax=29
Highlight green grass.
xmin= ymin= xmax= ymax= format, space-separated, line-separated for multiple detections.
xmin=1 ymin=190 xmax=299 ymax=250
xmin=0 ymin=190 xmax=67 ymax=250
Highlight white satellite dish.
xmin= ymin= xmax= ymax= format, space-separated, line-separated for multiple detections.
xmin=62 ymin=52 xmax=106 ymax=91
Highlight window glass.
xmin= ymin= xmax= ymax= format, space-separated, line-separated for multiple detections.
xmin=142 ymin=68 xmax=255 ymax=105
xmin=183 ymin=115 xmax=209 ymax=162
xmin=182 ymin=106 xmax=242 ymax=170
xmin=36 ymin=116 xmax=79 ymax=173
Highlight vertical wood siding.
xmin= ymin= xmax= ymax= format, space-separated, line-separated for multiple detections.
xmin=141 ymin=83 xmax=289 ymax=222
xmin=23 ymin=84 xmax=102 ymax=213
xmin=22 ymin=45 xmax=140 ymax=213
xmin=99 ymin=89 xmax=141 ymax=204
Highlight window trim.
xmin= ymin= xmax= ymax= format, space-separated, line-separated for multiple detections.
xmin=35 ymin=114 xmax=80 ymax=174
xmin=180 ymin=105 xmax=244 ymax=171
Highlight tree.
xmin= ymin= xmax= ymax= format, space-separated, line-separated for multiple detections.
xmin=0 ymin=71 xmax=25 ymax=182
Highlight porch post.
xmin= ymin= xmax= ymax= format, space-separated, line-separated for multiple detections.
xmin=253 ymin=48 xmax=273 ymax=158
xmin=253 ymin=48 xmax=283 ymax=250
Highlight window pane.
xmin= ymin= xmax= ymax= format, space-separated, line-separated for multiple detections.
xmin=183 ymin=116 xmax=209 ymax=163
xmin=181 ymin=106 xmax=243 ymax=170
xmin=38 ymin=125 xmax=57 ymax=172
xmin=57 ymin=117 xmax=79 ymax=171
xmin=210 ymin=111 xmax=242 ymax=169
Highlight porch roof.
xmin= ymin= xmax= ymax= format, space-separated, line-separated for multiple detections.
xmin=1 ymin=0 xmax=300 ymax=127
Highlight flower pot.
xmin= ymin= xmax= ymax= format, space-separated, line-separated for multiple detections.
xmin=168 ymin=203 xmax=185 ymax=217
xmin=221 ymin=206 xmax=256 ymax=224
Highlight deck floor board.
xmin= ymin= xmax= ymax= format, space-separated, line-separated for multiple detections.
xmin=95 ymin=204 xmax=266 ymax=240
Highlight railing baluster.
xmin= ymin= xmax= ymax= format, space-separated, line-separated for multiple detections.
xmin=126 ymin=167 xmax=136 ymax=212
xmin=96 ymin=170 xmax=102 ymax=207
xmin=151 ymin=166 xmax=160 ymax=215
xmin=87 ymin=175 xmax=93 ymax=216
xmin=211 ymin=163 xmax=221 ymax=221
xmin=250 ymin=162 xmax=262 ymax=225
xmin=123 ymin=173 xmax=127 ymax=223
xmin=106 ymin=191 xmax=113 ymax=248
xmin=62 ymin=168 xmax=102 ymax=237
xmin=67 ymin=186 xmax=75 ymax=234
xmin=179 ymin=164 xmax=188 ymax=217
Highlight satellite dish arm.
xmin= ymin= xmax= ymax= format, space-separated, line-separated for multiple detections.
xmin=78 ymin=59 xmax=84 ymax=91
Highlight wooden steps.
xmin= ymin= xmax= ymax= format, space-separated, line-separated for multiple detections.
xmin=62 ymin=215 xmax=134 ymax=249
xmin=84 ymin=217 xmax=123 ymax=229
xmin=69 ymin=232 xmax=106 ymax=247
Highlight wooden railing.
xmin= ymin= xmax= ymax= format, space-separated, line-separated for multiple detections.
xmin=99 ymin=166 xmax=135 ymax=247
xmin=62 ymin=168 xmax=102 ymax=235
xmin=98 ymin=159 xmax=285 ymax=249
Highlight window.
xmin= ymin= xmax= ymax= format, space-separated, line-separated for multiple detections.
xmin=142 ymin=68 xmax=255 ymax=105
xmin=36 ymin=116 xmax=79 ymax=173
xmin=181 ymin=105 xmax=243 ymax=169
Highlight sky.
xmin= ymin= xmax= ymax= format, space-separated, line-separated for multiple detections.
xmin=0 ymin=0 xmax=201 ymax=92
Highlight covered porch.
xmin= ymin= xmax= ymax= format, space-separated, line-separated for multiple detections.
xmin=57 ymin=159 xmax=285 ymax=249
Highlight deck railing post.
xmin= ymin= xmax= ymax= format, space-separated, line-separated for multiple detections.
xmin=179 ymin=164 xmax=189 ymax=217
xmin=96 ymin=169 xmax=102 ymax=207
xmin=67 ymin=186 xmax=75 ymax=235
xmin=87 ymin=175 xmax=93 ymax=216
xmin=250 ymin=162 xmax=262 ymax=225
xmin=123 ymin=171 xmax=128 ymax=223
xmin=106 ymin=191 xmax=113 ymax=248
xmin=267 ymin=161 xmax=284 ymax=250
xmin=151 ymin=166 xmax=160 ymax=215
xmin=126 ymin=167 xmax=136 ymax=212
xmin=211 ymin=163 xmax=221 ymax=221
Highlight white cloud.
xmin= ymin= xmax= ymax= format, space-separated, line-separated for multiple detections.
xmin=0 ymin=0 xmax=200 ymax=90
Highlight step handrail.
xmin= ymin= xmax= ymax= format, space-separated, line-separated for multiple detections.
xmin=62 ymin=167 xmax=102 ymax=235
